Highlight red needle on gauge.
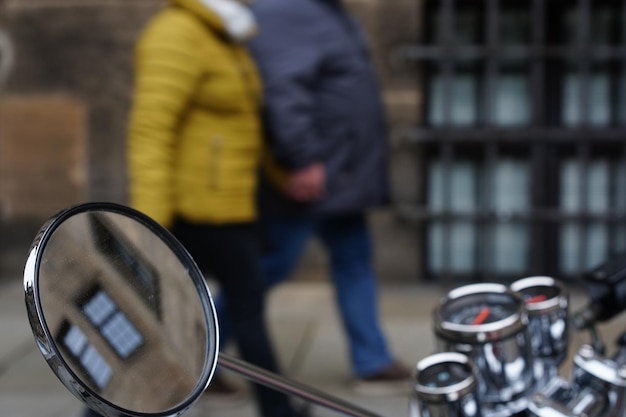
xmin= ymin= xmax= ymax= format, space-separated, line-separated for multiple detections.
xmin=526 ymin=295 xmax=547 ymax=304
xmin=472 ymin=307 xmax=491 ymax=325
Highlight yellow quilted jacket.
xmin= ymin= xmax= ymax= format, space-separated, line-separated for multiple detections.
xmin=127 ymin=0 xmax=262 ymax=228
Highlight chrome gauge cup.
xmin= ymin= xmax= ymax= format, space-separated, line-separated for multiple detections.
xmin=410 ymin=352 xmax=482 ymax=417
xmin=528 ymin=345 xmax=626 ymax=417
xmin=511 ymin=276 xmax=569 ymax=388
xmin=526 ymin=377 xmax=577 ymax=417
xmin=433 ymin=283 xmax=533 ymax=417
xmin=570 ymin=345 xmax=626 ymax=417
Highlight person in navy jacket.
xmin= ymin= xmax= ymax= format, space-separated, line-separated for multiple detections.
xmin=217 ymin=0 xmax=411 ymax=395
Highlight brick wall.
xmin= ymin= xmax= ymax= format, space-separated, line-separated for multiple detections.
xmin=0 ymin=95 xmax=87 ymax=218
xmin=0 ymin=0 xmax=422 ymax=281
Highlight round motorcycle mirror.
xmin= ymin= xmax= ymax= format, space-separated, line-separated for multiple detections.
xmin=23 ymin=202 xmax=219 ymax=417
xmin=23 ymin=202 xmax=383 ymax=417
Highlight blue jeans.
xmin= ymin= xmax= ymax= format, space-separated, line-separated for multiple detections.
xmin=215 ymin=213 xmax=394 ymax=377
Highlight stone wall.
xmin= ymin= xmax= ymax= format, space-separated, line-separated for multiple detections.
xmin=0 ymin=0 xmax=422 ymax=281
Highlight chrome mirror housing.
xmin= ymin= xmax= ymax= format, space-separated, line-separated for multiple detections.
xmin=24 ymin=203 xmax=219 ymax=417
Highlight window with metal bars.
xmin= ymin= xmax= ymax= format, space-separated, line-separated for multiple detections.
xmin=403 ymin=0 xmax=626 ymax=282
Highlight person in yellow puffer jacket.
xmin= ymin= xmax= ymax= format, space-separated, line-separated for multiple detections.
xmin=128 ymin=0 xmax=261 ymax=227
xmin=123 ymin=1 xmax=303 ymax=417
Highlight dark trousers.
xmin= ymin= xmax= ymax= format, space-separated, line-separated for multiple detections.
xmin=172 ymin=219 xmax=296 ymax=417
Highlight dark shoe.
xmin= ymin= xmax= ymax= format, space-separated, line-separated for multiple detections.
xmin=201 ymin=373 xmax=247 ymax=406
xmin=352 ymin=361 xmax=413 ymax=396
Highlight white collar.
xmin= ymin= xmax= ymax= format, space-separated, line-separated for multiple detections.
xmin=197 ymin=0 xmax=257 ymax=41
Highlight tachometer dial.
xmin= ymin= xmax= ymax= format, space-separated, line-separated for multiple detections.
xmin=411 ymin=352 xmax=480 ymax=417
xmin=511 ymin=276 xmax=569 ymax=388
xmin=435 ymin=283 xmax=527 ymax=343
xmin=433 ymin=283 xmax=533 ymax=417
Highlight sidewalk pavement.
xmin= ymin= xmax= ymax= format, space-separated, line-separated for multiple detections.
xmin=0 ymin=273 xmax=624 ymax=417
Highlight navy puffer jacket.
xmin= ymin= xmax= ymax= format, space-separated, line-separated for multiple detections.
xmin=250 ymin=0 xmax=390 ymax=216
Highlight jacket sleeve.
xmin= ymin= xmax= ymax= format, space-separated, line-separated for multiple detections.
xmin=127 ymin=12 xmax=205 ymax=228
xmin=248 ymin=4 xmax=324 ymax=170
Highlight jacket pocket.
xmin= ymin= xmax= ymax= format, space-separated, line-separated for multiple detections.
xmin=209 ymin=136 xmax=222 ymax=189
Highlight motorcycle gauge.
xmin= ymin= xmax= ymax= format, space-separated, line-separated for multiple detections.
xmin=433 ymin=283 xmax=534 ymax=417
xmin=434 ymin=283 xmax=527 ymax=343
xmin=411 ymin=352 xmax=481 ymax=417
xmin=511 ymin=276 xmax=569 ymax=388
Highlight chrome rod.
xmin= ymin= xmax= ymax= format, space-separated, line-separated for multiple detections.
xmin=218 ymin=353 xmax=385 ymax=417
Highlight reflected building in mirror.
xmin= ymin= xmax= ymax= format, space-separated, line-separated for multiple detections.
xmin=37 ymin=211 xmax=209 ymax=413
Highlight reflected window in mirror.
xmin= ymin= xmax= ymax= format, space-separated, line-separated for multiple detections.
xmin=82 ymin=287 xmax=144 ymax=359
xmin=89 ymin=213 xmax=162 ymax=320
xmin=61 ymin=323 xmax=113 ymax=390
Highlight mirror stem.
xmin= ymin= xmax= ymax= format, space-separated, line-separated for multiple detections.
xmin=218 ymin=353 xmax=385 ymax=417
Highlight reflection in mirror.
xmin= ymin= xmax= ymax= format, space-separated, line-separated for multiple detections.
xmin=24 ymin=203 xmax=218 ymax=417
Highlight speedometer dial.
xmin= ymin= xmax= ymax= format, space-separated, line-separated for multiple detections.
xmin=432 ymin=283 xmax=533 ymax=417
xmin=435 ymin=283 xmax=527 ymax=342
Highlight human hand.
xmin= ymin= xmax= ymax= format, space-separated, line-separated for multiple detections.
xmin=285 ymin=162 xmax=325 ymax=202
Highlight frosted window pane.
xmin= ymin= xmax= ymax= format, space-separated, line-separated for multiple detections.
xmin=491 ymin=159 xmax=529 ymax=274
xmin=449 ymin=222 xmax=476 ymax=273
xmin=590 ymin=75 xmax=610 ymax=126
xmin=429 ymin=75 xmax=477 ymax=126
xmin=428 ymin=162 xmax=444 ymax=211
xmin=560 ymin=223 xmax=609 ymax=273
xmin=615 ymin=163 xmax=626 ymax=211
xmin=560 ymin=159 xmax=609 ymax=213
xmin=451 ymin=163 xmax=476 ymax=211
xmin=562 ymin=73 xmax=610 ymax=127
xmin=587 ymin=223 xmax=608 ymax=268
xmin=562 ymin=75 xmax=578 ymax=126
xmin=493 ymin=159 xmax=529 ymax=211
xmin=428 ymin=222 xmax=444 ymax=272
xmin=587 ymin=162 xmax=609 ymax=214
xmin=494 ymin=75 xmax=530 ymax=126
xmin=428 ymin=161 xmax=477 ymax=212
xmin=619 ymin=73 xmax=626 ymax=125
xmin=560 ymin=158 xmax=610 ymax=274
xmin=493 ymin=223 xmax=528 ymax=273
xmin=428 ymin=222 xmax=476 ymax=273
xmin=560 ymin=160 xmax=581 ymax=213
xmin=560 ymin=223 xmax=580 ymax=273
xmin=614 ymin=225 xmax=626 ymax=253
